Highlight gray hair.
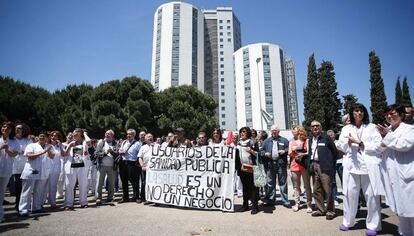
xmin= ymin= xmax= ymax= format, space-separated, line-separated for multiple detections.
xmin=270 ymin=125 xmax=280 ymax=131
xmin=127 ymin=129 xmax=136 ymax=136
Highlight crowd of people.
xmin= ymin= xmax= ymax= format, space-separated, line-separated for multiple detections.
xmin=0 ymin=103 xmax=413 ymax=235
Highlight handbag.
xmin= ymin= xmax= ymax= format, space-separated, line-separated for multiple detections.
xmin=294 ymin=143 xmax=308 ymax=168
xmin=241 ymin=163 xmax=254 ymax=173
xmin=253 ymin=153 xmax=266 ymax=188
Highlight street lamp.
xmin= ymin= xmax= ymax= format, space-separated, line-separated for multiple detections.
xmin=256 ymin=57 xmax=264 ymax=130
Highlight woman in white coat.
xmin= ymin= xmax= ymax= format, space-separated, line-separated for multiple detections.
xmin=44 ymin=131 xmax=65 ymax=208
xmin=0 ymin=121 xmax=17 ymax=222
xmin=19 ymin=131 xmax=54 ymax=216
xmin=63 ymin=128 xmax=91 ymax=210
xmin=338 ymin=103 xmax=384 ymax=236
xmin=377 ymin=104 xmax=414 ymax=236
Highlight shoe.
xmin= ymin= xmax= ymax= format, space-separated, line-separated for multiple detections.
xmin=19 ymin=213 xmax=29 ymax=217
xmin=339 ymin=224 xmax=349 ymax=231
xmin=0 ymin=218 xmax=4 ymax=223
xmin=96 ymin=199 xmax=101 ymax=205
xmin=32 ymin=209 xmax=46 ymax=214
xmin=326 ymin=213 xmax=335 ymax=220
xmin=262 ymin=202 xmax=275 ymax=207
xmin=292 ymin=205 xmax=299 ymax=212
xmin=250 ymin=208 xmax=258 ymax=215
xmin=81 ymin=205 xmax=89 ymax=208
xmin=136 ymin=199 xmax=142 ymax=204
xmin=283 ymin=202 xmax=291 ymax=208
xmin=238 ymin=205 xmax=249 ymax=212
xmin=56 ymin=195 xmax=63 ymax=199
xmin=119 ymin=199 xmax=129 ymax=203
xmin=311 ymin=211 xmax=326 ymax=217
xmin=306 ymin=207 xmax=313 ymax=213
xmin=50 ymin=204 xmax=58 ymax=209
xmin=334 ymin=200 xmax=339 ymax=206
xmin=107 ymin=199 xmax=113 ymax=203
xmin=143 ymin=201 xmax=151 ymax=205
xmin=366 ymin=229 xmax=377 ymax=236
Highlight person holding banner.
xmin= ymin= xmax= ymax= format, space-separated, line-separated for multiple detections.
xmin=138 ymin=133 xmax=155 ymax=205
xmin=236 ymin=127 xmax=259 ymax=215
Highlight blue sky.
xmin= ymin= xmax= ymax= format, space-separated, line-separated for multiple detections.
xmin=1 ymin=0 xmax=413 ymax=123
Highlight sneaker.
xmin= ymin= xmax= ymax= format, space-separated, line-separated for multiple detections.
xmin=366 ymin=229 xmax=377 ymax=236
xmin=334 ymin=200 xmax=339 ymax=207
xmin=339 ymin=224 xmax=349 ymax=231
xmin=306 ymin=207 xmax=313 ymax=213
xmin=32 ymin=209 xmax=46 ymax=214
xmin=81 ymin=205 xmax=89 ymax=209
xmin=19 ymin=213 xmax=29 ymax=217
xmin=326 ymin=213 xmax=335 ymax=220
xmin=136 ymin=199 xmax=142 ymax=204
xmin=143 ymin=201 xmax=151 ymax=205
xmin=292 ymin=205 xmax=299 ymax=212
xmin=96 ymin=199 xmax=101 ymax=206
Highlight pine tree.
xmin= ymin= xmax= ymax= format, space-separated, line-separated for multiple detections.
xmin=369 ymin=51 xmax=387 ymax=124
xmin=318 ymin=61 xmax=342 ymax=132
xmin=303 ymin=54 xmax=323 ymax=129
xmin=395 ymin=76 xmax=402 ymax=105
xmin=342 ymin=94 xmax=358 ymax=115
xmin=402 ymin=76 xmax=412 ymax=106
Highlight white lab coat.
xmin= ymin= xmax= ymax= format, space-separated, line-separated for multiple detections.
xmin=338 ymin=123 xmax=385 ymax=197
xmin=379 ymin=122 xmax=414 ymax=218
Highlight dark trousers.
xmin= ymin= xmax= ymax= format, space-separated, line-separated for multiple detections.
xmin=119 ymin=160 xmax=140 ymax=200
xmin=239 ymin=171 xmax=259 ymax=209
xmin=312 ymin=162 xmax=334 ymax=214
xmin=140 ymin=171 xmax=146 ymax=201
xmin=13 ymin=174 xmax=22 ymax=211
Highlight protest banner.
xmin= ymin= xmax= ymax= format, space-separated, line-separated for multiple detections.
xmin=145 ymin=145 xmax=235 ymax=211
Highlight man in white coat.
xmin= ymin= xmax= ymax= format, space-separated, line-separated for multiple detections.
xmin=63 ymin=128 xmax=92 ymax=210
xmin=19 ymin=131 xmax=54 ymax=216
xmin=377 ymin=104 xmax=414 ymax=236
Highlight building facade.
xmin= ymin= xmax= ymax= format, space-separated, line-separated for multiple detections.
xmin=234 ymin=43 xmax=289 ymax=130
xmin=150 ymin=2 xmax=205 ymax=92
xmin=284 ymin=56 xmax=299 ymax=128
xmin=202 ymin=7 xmax=241 ymax=131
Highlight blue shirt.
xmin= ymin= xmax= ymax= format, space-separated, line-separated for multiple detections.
xmin=120 ymin=140 xmax=141 ymax=161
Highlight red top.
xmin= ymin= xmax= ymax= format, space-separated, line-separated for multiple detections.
xmin=289 ymin=139 xmax=307 ymax=171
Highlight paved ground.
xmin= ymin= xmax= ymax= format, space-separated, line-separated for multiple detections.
xmin=0 ymin=177 xmax=399 ymax=236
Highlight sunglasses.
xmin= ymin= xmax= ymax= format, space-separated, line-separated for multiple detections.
xmin=384 ymin=111 xmax=398 ymax=117
xmin=311 ymin=124 xmax=320 ymax=127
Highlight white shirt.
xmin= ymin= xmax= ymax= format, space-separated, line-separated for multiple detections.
xmin=12 ymin=138 xmax=32 ymax=174
xmin=137 ymin=144 xmax=156 ymax=169
xmin=0 ymin=137 xmax=17 ymax=178
xmin=271 ymin=139 xmax=279 ymax=160
xmin=21 ymin=142 xmax=51 ymax=180
xmin=101 ymin=141 xmax=115 ymax=167
xmin=311 ymin=136 xmax=319 ymax=161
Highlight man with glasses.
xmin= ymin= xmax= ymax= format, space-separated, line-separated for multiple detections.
xmin=196 ymin=132 xmax=208 ymax=147
xmin=307 ymin=121 xmax=338 ymax=220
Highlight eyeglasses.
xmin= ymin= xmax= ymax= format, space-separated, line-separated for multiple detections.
xmin=198 ymin=136 xmax=205 ymax=139
xmin=311 ymin=124 xmax=320 ymax=128
xmin=241 ymin=130 xmax=247 ymax=133
xmin=384 ymin=111 xmax=398 ymax=117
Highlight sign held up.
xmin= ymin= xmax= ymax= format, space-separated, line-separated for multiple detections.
xmin=145 ymin=145 xmax=235 ymax=211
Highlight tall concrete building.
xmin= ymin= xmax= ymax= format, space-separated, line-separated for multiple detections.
xmin=202 ymin=7 xmax=241 ymax=130
xmin=234 ymin=43 xmax=289 ymax=130
xmin=150 ymin=2 xmax=205 ymax=92
xmin=151 ymin=2 xmax=241 ymax=131
xmin=284 ymin=57 xmax=299 ymax=128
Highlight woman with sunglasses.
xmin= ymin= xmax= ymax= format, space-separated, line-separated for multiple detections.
xmin=338 ymin=103 xmax=384 ymax=236
xmin=0 ymin=121 xmax=17 ymax=222
xmin=377 ymin=104 xmax=414 ymax=235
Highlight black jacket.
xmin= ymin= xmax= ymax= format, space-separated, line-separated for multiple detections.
xmin=306 ymin=134 xmax=337 ymax=171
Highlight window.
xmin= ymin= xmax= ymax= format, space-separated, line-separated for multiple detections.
xmin=221 ymin=92 xmax=225 ymax=96
xmin=227 ymin=38 xmax=231 ymax=42
xmin=220 ymin=64 xmax=224 ymax=68
xmin=221 ymin=85 xmax=224 ymax=89
xmin=220 ymin=51 xmax=224 ymax=55
xmin=220 ymin=71 xmax=224 ymax=75
xmin=220 ymin=58 xmax=224 ymax=61
xmin=219 ymin=26 xmax=223 ymax=29
xmin=220 ymin=38 xmax=223 ymax=42
xmin=227 ymin=20 xmax=231 ymax=23
xmin=221 ymin=114 xmax=225 ymax=118
xmin=222 ymin=121 xmax=226 ymax=125
xmin=219 ymin=20 xmax=223 ymax=23
xmin=221 ymin=78 xmax=224 ymax=82
xmin=220 ymin=32 xmax=223 ymax=36
xmin=227 ymin=26 xmax=231 ymax=30
xmin=221 ymin=107 xmax=225 ymax=111
xmin=220 ymin=45 xmax=223 ymax=48
xmin=221 ymin=99 xmax=225 ymax=103
xmin=227 ymin=32 xmax=231 ymax=36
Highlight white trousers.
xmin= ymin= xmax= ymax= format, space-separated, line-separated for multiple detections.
xmin=343 ymin=173 xmax=381 ymax=231
xmin=0 ymin=177 xmax=10 ymax=220
xmin=399 ymin=217 xmax=414 ymax=236
xmin=45 ymin=172 xmax=60 ymax=205
xmin=19 ymin=179 xmax=47 ymax=214
xmin=64 ymin=167 xmax=88 ymax=207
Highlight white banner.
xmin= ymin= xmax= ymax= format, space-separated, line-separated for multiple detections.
xmin=145 ymin=145 xmax=235 ymax=211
